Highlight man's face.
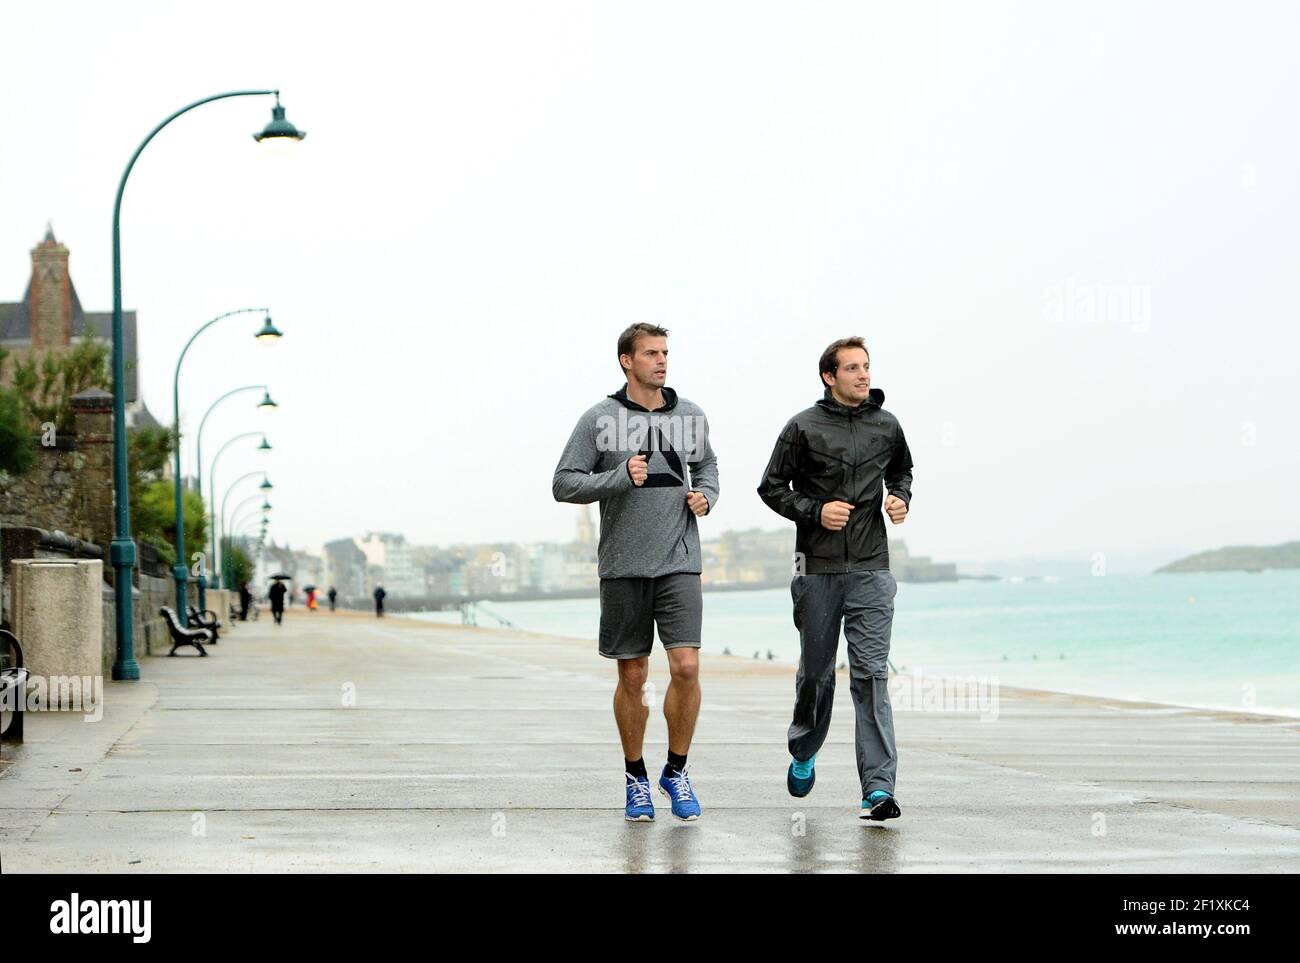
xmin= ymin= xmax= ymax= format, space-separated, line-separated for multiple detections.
xmin=824 ymin=346 xmax=871 ymax=403
xmin=622 ymin=335 xmax=668 ymax=389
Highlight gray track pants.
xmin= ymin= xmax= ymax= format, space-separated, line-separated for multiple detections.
xmin=787 ymin=569 xmax=898 ymax=797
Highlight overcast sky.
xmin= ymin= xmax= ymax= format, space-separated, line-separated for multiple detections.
xmin=3 ymin=1 xmax=1297 ymax=569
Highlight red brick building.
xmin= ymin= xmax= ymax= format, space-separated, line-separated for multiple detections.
xmin=0 ymin=225 xmax=160 ymax=429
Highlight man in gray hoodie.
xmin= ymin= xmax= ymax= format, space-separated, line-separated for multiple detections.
xmin=552 ymin=323 xmax=720 ymax=821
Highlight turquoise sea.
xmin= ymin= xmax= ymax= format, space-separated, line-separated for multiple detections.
xmin=411 ymin=570 xmax=1300 ymax=718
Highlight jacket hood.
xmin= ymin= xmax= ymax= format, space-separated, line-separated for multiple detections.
xmin=816 ymin=385 xmax=884 ymax=416
xmin=609 ymin=384 xmax=679 ymax=412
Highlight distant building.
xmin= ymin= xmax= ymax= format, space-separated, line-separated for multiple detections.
xmin=575 ymin=504 xmax=595 ymax=547
xmin=889 ymin=540 xmax=958 ymax=582
xmin=0 ymin=226 xmax=160 ymax=429
xmin=701 ymin=529 xmax=957 ymax=585
xmin=323 ymin=537 xmax=368 ymax=596
xmin=356 ymin=531 xmax=424 ymax=596
xmin=705 ymin=528 xmax=796 ymax=585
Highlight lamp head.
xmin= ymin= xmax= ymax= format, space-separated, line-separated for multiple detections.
xmin=255 ymin=316 xmax=283 ymax=343
xmin=253 ymin=95 xmax=306 ymax=146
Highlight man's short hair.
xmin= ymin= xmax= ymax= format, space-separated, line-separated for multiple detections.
xmin=617 ymin=323 xmax=670 ymax=374
xmin=818 ymin=337 xmax=869 ymax=386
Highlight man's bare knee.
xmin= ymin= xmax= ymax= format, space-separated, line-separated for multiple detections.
xmin=617 ymin=658 xmax=649 ymax=694
xmin=667 ymin=649 xmax=700 ymax=685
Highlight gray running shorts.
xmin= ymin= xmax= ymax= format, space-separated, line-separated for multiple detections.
xmin=598 ymin=573 xmax=703 ymax=659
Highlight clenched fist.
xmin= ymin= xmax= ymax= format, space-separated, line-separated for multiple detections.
xmin=626 ymin=454 xmax=648 ymax=487
xmin=687 ymin=491 xmax=710 ymax=516
xmin=884 ymin=494 xmax=908 ymax=524
xmin=820 ymin=500 xmax=854 ymax=531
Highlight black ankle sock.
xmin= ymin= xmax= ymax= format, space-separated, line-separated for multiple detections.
xmin=625 ymin=757 xmax=648 ymax=779
xmin=665 ymin=750 xmax=687 ymax=775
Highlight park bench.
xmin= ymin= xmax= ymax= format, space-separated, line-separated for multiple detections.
xmin=187 ymin=605 xmax=222 ymax=642
xmin=1 ymin=629 xmax=28 ymax=749
xmin=160 ymin=607 xmax=212 ymax=656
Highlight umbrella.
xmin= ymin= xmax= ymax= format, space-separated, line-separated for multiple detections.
xmin=303 ymin=585 xmax=317 ymax=592
xmin=270 ymin=574 xmax=292 ymax=581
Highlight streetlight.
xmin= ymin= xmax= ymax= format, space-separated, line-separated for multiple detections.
xmin=220 ymin=483 xmax=271 ymax=558
xmin=228 ymin=507 xmax=270 ymax=582
xmin=195 ymin=384 xmax=277 ymax=609
xmin=229 ymin=520 xmax=270 ymax=593
xmin=227 ymin=505 xmax=271 ymax=587
xmin=209 ymin=432 xmax=272 ymax=588
xmin=218 ymin=470 xmax=273 ymax=559
xmin=231 ymin=510 xmax=270 ymax=534
xmin=171 ymin=309 xmax=281 ymax=621
xmin=110 ymin=89 xmax=305 ymax=681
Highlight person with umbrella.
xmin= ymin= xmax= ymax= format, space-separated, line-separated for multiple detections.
xmin=268 ymin=575 xmax=290 ymax=625
xmin=373 ymin=584 xmax=386 ymax=618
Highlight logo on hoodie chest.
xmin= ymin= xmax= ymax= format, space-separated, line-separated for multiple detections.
xmin=637 ymin=426 xmax=685 ymax=488
xmin=597 ymin=410 xmax=705 ymax=489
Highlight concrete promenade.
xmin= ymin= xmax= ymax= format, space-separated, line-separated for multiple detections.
xmin=2 ymin=607 xmax=1298 ymax=872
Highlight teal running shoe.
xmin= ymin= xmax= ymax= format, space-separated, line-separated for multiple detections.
xmin=787 ymin=753 xmax=817 ymax=797
xmin=860 ymin=789 xmax=901 ymax=821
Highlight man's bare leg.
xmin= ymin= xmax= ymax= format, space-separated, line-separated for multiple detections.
xmin=614 ymin=657 xmax=650 ymax=760
xmin=664 ymin=647 xmax=701 ymax=755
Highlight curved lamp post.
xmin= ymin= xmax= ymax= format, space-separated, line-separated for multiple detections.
xmin=195 ymin=384 xmax=276 ymax=609
xmin=228 ymin=520 xmax=270 ymax=589
xmin=171 ymin=309 xmax=281 ymax=620
xmin=217 ymin=471 xmax=273 ymax=588
xmin=227 ymin=495 xmax=272 ymax=544
xmin=209 ymin=432 xmax=272 ymax=588
xmin=110 ymin=89 xmax=304 ymax=681
xmin=227 ymin=506 xmax=271 ymax=585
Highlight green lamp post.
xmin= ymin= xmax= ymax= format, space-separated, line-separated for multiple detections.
xmin=221 ymin=484 xmax=273 ymax=568
xmin=217 ymin=470 xmax=273 ymax=588
xmin=110 ymin=89 xmax=304 ymax=681
xmin=209 ymin=432 xmax=272 ymax=589
xmin=195 ymin=385 xmax=277 ymax=610
xmin=171 ymin=310 xmax=281 ymax=621
xmin=227 ymin=506 xmax=271 ymax=587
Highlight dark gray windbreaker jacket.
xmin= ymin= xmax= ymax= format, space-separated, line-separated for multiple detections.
xmin=757 ymin=386 xmax=913 ymax=574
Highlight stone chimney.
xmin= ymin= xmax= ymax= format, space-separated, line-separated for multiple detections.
xmin=30 ymin=223 xmax=72 ymax=351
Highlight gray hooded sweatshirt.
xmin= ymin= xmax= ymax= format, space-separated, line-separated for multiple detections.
xmin=552 ymin=385 xmax=720 ymax=579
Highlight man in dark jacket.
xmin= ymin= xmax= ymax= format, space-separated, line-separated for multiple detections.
xmin=757 ymin=336 xmax=913 ymax=822
xmin=267 ymin=580 xmax=287 ymax=625
xmin=373 ymin=585 xmax=386 ymax=617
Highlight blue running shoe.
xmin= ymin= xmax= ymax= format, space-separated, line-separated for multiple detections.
xmin=625 ymin=773 xmax=655 ymax=821
xmin=860 ymin=789 xmax=901 ymax=821
xmin=658 ymin=766 xmax=702 ymax=821
xmin=787 ymin=753 xmax=817 ymax=797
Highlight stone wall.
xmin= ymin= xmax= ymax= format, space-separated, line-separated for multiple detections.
xmin=0 ymin=388 xmax=114 ymax=561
